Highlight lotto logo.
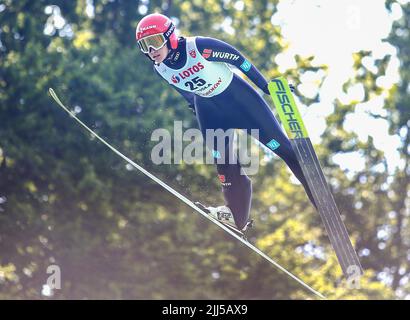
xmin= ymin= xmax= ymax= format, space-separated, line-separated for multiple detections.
xmin=171 ymin=75 xmax=180 ymax=83
xmin=177 ymin=62 xmax=205 ymax=80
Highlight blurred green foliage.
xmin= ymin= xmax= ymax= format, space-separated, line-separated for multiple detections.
xmin=0 ymin=0 xmax=408 ymax=299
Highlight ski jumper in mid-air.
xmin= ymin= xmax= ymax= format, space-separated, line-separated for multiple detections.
xmin=136 ymin=13 xmax=316 ymax=231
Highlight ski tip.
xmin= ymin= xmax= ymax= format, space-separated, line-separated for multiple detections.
xmin=49 ymin=88 xmax=58 ymax=101
xmin=48 ymin=88 xmax=64 ymax=108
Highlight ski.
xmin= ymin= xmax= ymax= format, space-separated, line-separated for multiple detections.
xmin=268 ymin=77 xmax=363 ymax=279
xmin=48 ymin=87 xmax=326 ymax=299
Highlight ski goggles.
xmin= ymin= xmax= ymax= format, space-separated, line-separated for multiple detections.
xmin=137 ymin=34 xmax=167 ymax=53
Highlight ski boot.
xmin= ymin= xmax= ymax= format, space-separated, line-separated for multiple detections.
xmin=195 ymin=202 xmax=253 ymax=240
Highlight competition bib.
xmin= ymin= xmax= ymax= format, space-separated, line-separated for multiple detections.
xmin=155 ymin=37 xmax=233 ymax=97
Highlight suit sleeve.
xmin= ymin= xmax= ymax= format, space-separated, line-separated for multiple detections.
xmin=195 ymin=36 xmax=270 ymax=94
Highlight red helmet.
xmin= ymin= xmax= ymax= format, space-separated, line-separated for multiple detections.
xmin=136 ymin=13 xmax=178 ymax=53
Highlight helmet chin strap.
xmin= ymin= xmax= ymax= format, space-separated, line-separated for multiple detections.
xmin=165 ymin=48 xmax=177 ymax=62
xmin=166 ymin=37 xmax=184 ymax=64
